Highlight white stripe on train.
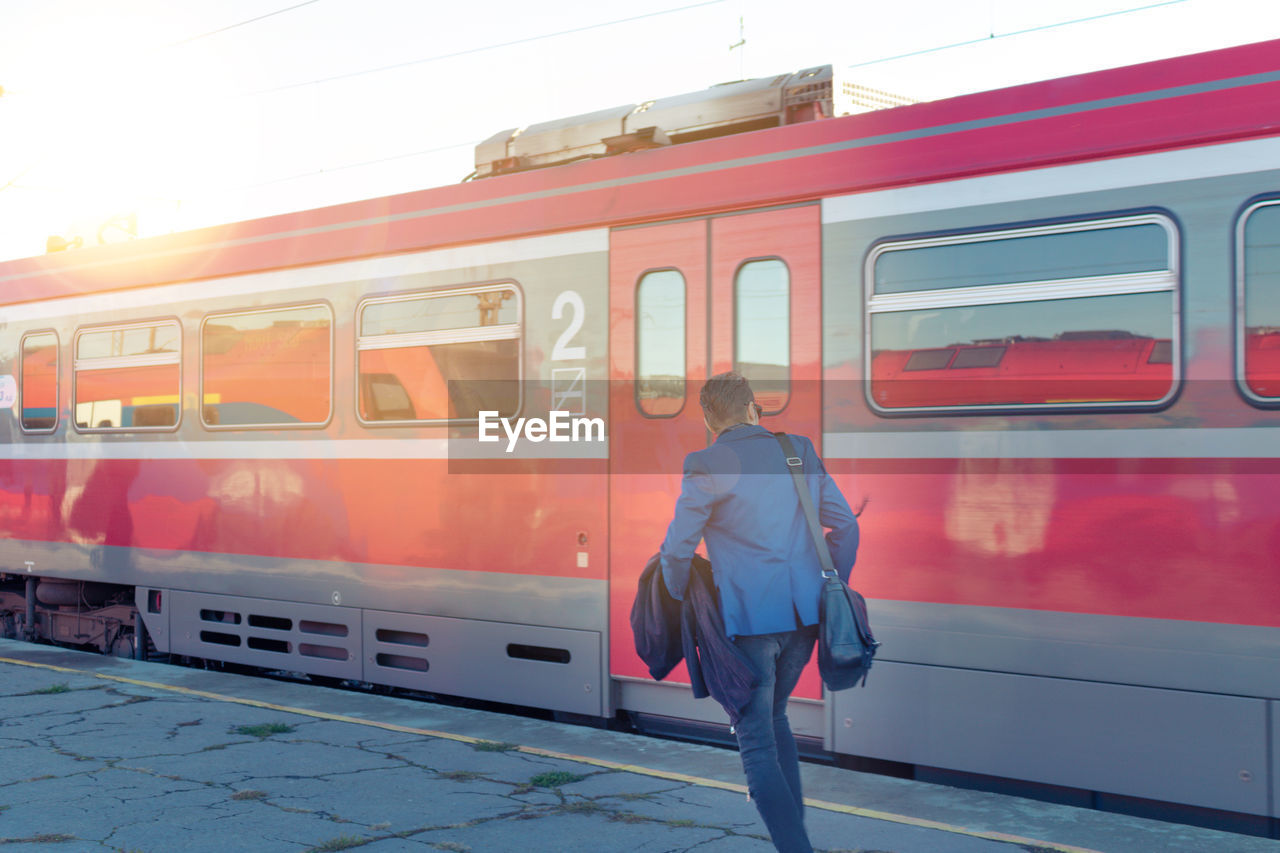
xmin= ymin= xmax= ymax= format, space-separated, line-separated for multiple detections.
xmin=0 ymin=427 xmax=1274 ymax=459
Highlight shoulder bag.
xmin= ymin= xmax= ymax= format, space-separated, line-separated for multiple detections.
xmin=773 ymin=433 xmax=879 ymax=690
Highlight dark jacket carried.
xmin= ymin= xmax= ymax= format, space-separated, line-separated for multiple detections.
xmin=631 ymin=553 xmax=758 ymax=725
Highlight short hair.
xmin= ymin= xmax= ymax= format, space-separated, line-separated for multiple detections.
xmin=699 ymin=372 xmax=755 ymax=431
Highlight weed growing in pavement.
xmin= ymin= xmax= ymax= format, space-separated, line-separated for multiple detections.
xmin=27 ymin=683 xmax=70 ymax=695
xmin=438 ymin=770 xmax=486 ymax=782
xmin=470 ymin=740 xmax=520 ymax=752
xmin=232 ymin=722 xmax=296 ymax=737
xmin=230 ymin=790 xmax=267 ymax=801
xmin=305 ymin=835 xmax=369 ymax=852
xmin=430 ymin=843 xmax=471 ymax=852
xmin=529 ymin=770 xmax=586 ymax=788
xmin=554 ymin=801 xmax=606 ymax=816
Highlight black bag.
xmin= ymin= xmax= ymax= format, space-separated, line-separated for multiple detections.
xmin=818 ymin=574 xmax=878 ymax=690
xmin=774 ymin=433 xmax=879 ymax=691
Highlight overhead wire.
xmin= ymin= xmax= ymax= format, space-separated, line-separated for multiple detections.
xmin=0 ymin=0 xmax=327 ymax=196
xmin=225 ymin=1 xmax=737 ymax=188
xmin=245 ymin=0 xmax=728 ymax=96
xmin=243 ymin=140 xmax=479 ymax=189
xmin=846 ymin=0 xmax=1190 ymax=69
xmin=0 ymin=0 xmax=1198 ymax=207
xmin=165 ymin=0 xmax=325 ymax=48
xmin=1 ymin=0 xmax=729 ymax=198
xmin=238 ymin=0 xmax=1196 ymax=190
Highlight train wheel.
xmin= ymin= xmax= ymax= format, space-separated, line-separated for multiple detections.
xmin=108 ymin=631 xmax=135 ymax=658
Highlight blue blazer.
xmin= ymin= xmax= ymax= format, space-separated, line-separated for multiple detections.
xmin=659 ymin=424 xmax=860 ymax=639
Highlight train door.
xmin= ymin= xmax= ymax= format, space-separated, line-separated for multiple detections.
xmin=609 ymin=205 xmax=824 ymax=704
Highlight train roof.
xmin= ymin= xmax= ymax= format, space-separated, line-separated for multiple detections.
xmin=3 ymin=37 xmax=1280 ymax=305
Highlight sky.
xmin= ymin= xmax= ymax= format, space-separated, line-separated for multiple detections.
xmin=1 ymin=0 xmax=1278 ymax=264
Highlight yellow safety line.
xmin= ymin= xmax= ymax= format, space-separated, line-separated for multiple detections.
xmin=0 ymin=655 xmax=1102 ymax=853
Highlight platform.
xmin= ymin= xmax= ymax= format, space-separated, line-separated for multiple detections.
xmin=0 ymin=639 xmax=1275 ymax=852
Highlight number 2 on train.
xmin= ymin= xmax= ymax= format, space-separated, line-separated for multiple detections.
xmin=552 ymin=290 xmax=586 ymax=361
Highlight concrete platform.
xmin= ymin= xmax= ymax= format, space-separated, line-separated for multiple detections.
xmin=0 ymin=639 xmax=1275 ymax=852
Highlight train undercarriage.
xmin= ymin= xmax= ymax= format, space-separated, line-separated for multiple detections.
xmin=0 ymin=574 xmax=141 ymax=658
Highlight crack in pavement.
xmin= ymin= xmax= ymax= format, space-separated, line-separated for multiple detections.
xmin=0 ymin=659 xmax=1090 ymax=853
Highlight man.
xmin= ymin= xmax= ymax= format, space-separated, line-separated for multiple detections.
xmin=659 ymin=372 xmax=860 ymax=853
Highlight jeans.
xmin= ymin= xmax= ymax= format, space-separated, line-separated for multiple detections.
xmin=732 ymin=626 xmax=818 ymax=853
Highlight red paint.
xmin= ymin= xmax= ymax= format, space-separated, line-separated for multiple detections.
xmin=823 ymin=457 xmax=1280 ymax=628
xmin=1245 ymin=330 xmax=1280 ymax=398
xmin=1 ymin=458 xmax=606 ymax=580
xmin=607 ymin=207 xmax=827 ymax=696
xmin=870 ymin=337 xmax=1174 ymax=408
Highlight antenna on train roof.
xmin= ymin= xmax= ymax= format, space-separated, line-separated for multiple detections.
xmin=729 ymin=15 xmax=746 ymax=81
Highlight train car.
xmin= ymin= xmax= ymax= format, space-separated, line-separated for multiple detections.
xmin=2 ymin=39 xmax=1279 ymax=834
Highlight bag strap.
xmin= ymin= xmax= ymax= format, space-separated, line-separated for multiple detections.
xmin=773 ymin=433 xmax=838 ymax=580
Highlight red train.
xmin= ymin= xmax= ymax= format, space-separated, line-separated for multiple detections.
xmin=2 ymin=41 xmax=1279 ymax=833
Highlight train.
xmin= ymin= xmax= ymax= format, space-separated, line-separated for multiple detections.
xmin=2 ymin=39 xmax=1279 ymax=835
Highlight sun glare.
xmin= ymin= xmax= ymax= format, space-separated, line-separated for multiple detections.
xmin=7 ymin=9 xmax=266 ymax=255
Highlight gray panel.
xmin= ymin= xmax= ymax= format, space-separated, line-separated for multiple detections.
xmin=134 ymin=587 xmax=170 ymax=653
xmin=167 ymin=591 xmax=363 ymax=681
xmin=1273 ymin=701 xmax=1279 ymax=819
xmin=869 ymin=600 xmax=1280 ymax=700
xmin=4 ymin=539 xmax=606 ymax=632
xmin=615 ymin=678 xmax=824 ymax=741
xmin=363 ymin=609 xmax=602 ymax=718
xmin=833 ymin=661 xmax=1269 ymax=816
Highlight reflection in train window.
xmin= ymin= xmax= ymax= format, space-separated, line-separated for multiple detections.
xmin=867 ymin=215 xmax=1178 ymax=411
xmin=636 ymin=269 xmax=685 ymax=417
xmin=73 ymin=321 xmax=181 ymax=430
xmin=874 ymin=221 xmax=1168 ymax=294
xmin=735 ymin=259 xmax=789 ymax=413
xmin=904 ymin=349 xmax=954 ymax=372
xmin=357 ymin=285 xmax=521 ymax=423
xmin=202 ymin=304 xmax=332 ymax=428
xmin=951 ymin=345 xmax=1006 ymax=369
xmin=20 ymin=332 xmax=58 ymax=433
xmin=1239 ymin=201 xmax=1280 ymax=402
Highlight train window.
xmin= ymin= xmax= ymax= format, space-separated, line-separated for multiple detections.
xmin=735 ymin=259 xmax=790 ymax=413
xmin=951 ymin=345 xmax=1006 ymax=369
xmin=635 ymin=269 xmax=686 ymax=417
xmin=1238 ymin=201 xmax=1280 ymax=402
xmin=904 ymin=349 xmax=954 ymax=371
xmin=201 ymin=304 xmax=332 ymax=428
xmin=874 ymin=221 xmax=1168 ymax=294
xmin=867 ymin=215 xmax=1178 ymax=412
xmin=357 ymin=285 xmax=521 ymax=423
xmin=20 ymin=332 xmax=58 ymax=433
xmin=73 ymin=320 xmax=181 ymax=430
